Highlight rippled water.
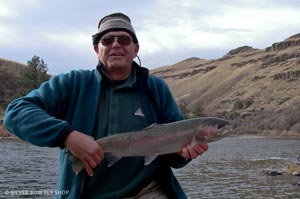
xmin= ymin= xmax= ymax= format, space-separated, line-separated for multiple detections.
xmin=0 ymin=137 xmax=299 ymax=199
xmin=174 ymin=137 xmax=300 ymax=199
xmin=0 ymin=138 xmax=59 ymax=199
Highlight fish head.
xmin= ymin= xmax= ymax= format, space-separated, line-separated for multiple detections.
xmin=199 ymin=117 xmax=231 ymax=129
xmin=193 ymin=117 xmax=231 ymax=143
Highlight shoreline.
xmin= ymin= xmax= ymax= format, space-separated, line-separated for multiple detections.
xmin=1 ymin=134 xmax=300 ymax=140
xmin=1 ymin=124 xmax=299 ymax=139
xmin=230 ymin=134 xmax=300 ymax=139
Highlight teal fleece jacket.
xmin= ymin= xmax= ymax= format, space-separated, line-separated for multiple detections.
xmin=4 ymin=62 xmax=190 ymax=199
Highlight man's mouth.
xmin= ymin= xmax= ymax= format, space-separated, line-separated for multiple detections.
xmin=110 ymin=53 xmax=124 ymax=57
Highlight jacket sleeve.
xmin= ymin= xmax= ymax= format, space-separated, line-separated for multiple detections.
xmin=148 ymin=76 xmax=191 ymax=168
xmin=3 ymin=73 xmax=76 ymax=148
xmin=148 ymin=76 xmax=184 ymax=123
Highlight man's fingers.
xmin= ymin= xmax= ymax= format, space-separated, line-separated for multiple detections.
xmin=80 ymin=147 xmax=104 ymax=176
xmin=179 ymin=142 xmax=209 ymax=159
xmin=88 ymin=158 xmax=98 ymax=168
xmin=199 ymin=142 xmax=208 ymax=151
xmin=92 ymin=146 xmax=104 ymax=166
xmin=96 ymin=146 xmax=105 ymax=160
xmin=188 ymin=145 xmax=201 ymax=159
xmin=93 ymin=154 xmax=102 ymax=165
xmin=192 ymin=143 xmax=208 ymax=157
xmin=82 ymin=159 xmax=94 ymax=177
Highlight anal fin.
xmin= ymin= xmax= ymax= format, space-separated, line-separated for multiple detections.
xmin=144 ymin=155 xmax=158 ymax=165
xmin=106 ymin=153 xmax=122 ymax=167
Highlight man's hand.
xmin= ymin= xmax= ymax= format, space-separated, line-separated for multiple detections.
xmin=64 ymin=131 xmax=104 ymax=176
xmin=178 ymin=128 xmax=214 ymax=159
xmin=179 ymin=142 xmax=208 ymax=159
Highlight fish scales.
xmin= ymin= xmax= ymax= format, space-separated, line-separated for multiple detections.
xmin=68 ymin=117 xmax=230 ymax=174
xmin=97 ymin=128 xmax=195 ymax=156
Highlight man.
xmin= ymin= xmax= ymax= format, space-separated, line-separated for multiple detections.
xmin=4 ymin=13 xmax=208 ymax=199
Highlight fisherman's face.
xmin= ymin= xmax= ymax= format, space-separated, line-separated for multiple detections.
xmin=94 ymin=31 xmax=139 ymax=79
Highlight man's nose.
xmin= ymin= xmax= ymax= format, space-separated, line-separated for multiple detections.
xmin=112 ymin=37 xmax=121 ymax=46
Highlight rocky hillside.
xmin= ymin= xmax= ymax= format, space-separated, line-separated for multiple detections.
xmin=1 ymin=34 xmax=300 ymax=137
xmin=151 ymin=33 xmax=300 ymax=136
xmin=0 ymin=58 xmax=27 ymax=113
xmin=0 ymin=57 xmax=51 ymax=137
xmin=0 ymin=59 xmax=27 ymax=136
xmin=0 ymin=58 xmax=27 ymax=73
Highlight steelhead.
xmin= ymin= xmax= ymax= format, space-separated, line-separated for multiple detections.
xmin=68 ymin=117 xmax=230 ymax=174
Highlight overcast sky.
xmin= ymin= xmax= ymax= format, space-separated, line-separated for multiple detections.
xmin=1 ymin=0 xmax=300 ymax=74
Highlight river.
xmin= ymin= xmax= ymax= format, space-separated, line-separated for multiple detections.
xmin=0 ymin=137 xmax=299 ymax=199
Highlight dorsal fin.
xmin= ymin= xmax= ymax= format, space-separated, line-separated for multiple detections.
xmin=143 ymin=123 xmax=157 ymax=130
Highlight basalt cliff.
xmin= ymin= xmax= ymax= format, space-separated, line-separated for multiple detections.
xmin=151 ymin=33 xmax=300 ymax=136
xmin=1 ymin=34 xmax=300 ymax=137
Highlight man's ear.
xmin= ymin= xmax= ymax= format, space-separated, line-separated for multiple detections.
xmin=134 ymin=43 xmax=139 ymax=55
xmin=94 ymin=45 xmax=99 ymax=54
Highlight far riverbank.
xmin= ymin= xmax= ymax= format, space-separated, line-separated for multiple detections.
xmin=1 ymin=122 xmax=300 ymax=138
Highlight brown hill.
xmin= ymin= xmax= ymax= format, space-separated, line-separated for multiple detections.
xmin=1 ymin=34 xmax=300 ymax=137
xmin=0 ymin=58 xmax=27 ymax=73
xmin=0 ymin=58 xmax=28 ymax=136
xmin=151 ymin=33 xmax=300 ymax=137
xmin=0 ymin=57 xmax=50 ymax=137
xmin=0 ymin=58 xmax=27 ymax=113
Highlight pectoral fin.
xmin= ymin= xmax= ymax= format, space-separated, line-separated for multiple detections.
xmin=106 ymin=153 xmax=122 ymax=167
xmin=144 ymin=155 xmax=158 ymax=165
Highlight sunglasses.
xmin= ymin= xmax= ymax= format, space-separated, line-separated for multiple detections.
xmin=100 ymin=35 xmax=133 ymax=46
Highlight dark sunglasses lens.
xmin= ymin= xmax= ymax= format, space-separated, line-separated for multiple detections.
xmin=101 ymin=37 xmax=114 ymax=46
xmin=117 ymin=35 xmax=132 ymax=45
xmin=100 ymin=35 xmax=132 ymax=46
